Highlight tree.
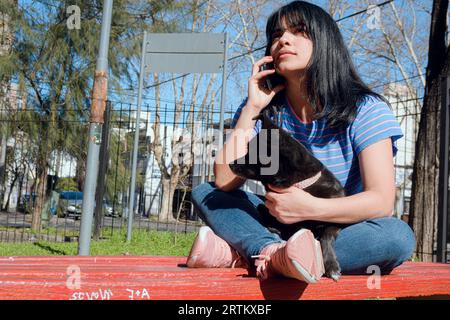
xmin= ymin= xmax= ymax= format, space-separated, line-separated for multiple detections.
xmin=349 ymin=0 xmax=428 ymax=112
xmin=409 ymin=0 xmax=449 ymax=261
xmin=4 ymin=0 xmax=180 ymax=232
xmin=148 ymin=0 xmax=271 ymax=222
xmin=1 ymin=128 xmax=30 ymax=211
xmin=0 ymin=0 xmax=16 ymax=210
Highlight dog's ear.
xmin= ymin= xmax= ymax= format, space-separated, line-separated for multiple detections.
xmin=251 ymin=106 xmax=270 ymax=121
xmin=252 ymin=109 xmax=278 ymax=130
xmin=264 ymin=105 xmax=280 ymax=120
xmin=269 ymin=104 xmax=279 ymax=117
xmin=251 ymin=113 xmax=263 ymax=121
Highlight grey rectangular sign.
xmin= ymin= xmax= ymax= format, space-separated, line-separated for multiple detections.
xmin=143 ymin=33 xmax=225 ymax=74
xmin=146 ymin=33 xmax=224 ymax=53
xmin=144 ymin=53 xmax=223 ymax=73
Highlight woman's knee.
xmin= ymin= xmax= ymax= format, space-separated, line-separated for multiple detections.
xmin=381 ymin=218 xmax=416 ymax=263
xmin=336 ymin=217 xmax=416 ymax=274
xmin=191 ymin=182 xmax=216 ymax=204
xmin=191 ymin=181 xmax=239 ymax=214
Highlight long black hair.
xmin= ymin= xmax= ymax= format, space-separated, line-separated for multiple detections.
xmin=265 ymin=1 xmax=385 ymax=129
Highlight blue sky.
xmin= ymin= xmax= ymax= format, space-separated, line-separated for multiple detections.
xmin=139 ymin=0 xmax=432 ymax=125
xmin=17 ymin=0 xmax=433 ymax=126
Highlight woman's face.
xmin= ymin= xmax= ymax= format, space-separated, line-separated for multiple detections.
xmin=269 ymin=21 xmax=313 ymax=78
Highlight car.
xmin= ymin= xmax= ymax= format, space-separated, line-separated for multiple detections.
xmin=58 ymin=191 xmax=83 ymax=220
xmin=58 ymin=191 xmax=119 ymax=219
xmin=103 ymin=200 xmax=123 ymax=218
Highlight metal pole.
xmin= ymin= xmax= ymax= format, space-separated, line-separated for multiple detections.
xmin=127 ymin=31 xmax=147 ymax=242
xmin=437 ymin=76 xmax=449 ymax=263
xmin=78 ymin=0 xmax=113 ymax=256
xmin=218 ymin=33 xmax=228 ymax=147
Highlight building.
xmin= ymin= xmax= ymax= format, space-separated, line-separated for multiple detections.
xmin=0 ymin=2 xmax=14 ymax=57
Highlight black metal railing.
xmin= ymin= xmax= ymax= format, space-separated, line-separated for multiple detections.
xmin=0 ymin=99 xmax=235 ymax=242
xmin=0 ymin=94 xmax=445 ymax=264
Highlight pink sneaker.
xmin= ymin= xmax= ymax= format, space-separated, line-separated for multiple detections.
xmin=186 ymin=226 xmax=247 ymax=268
xmin=252 ymin=229 xmax=325 ymax=283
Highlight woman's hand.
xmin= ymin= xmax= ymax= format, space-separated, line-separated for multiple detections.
xmin=265 ymin=184 xmax=320 ymax=224
xmin=247 ymin=56 xmax=285 ymax=113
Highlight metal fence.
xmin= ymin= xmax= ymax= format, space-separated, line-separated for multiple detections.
xmin=0 ymin=100 xmax=236 ymax=243
xmin=0 ymin=95 xmax=434 ymax=244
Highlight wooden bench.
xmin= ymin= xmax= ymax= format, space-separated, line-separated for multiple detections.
xmin=0 ymin=256 xmax=449 ymax=300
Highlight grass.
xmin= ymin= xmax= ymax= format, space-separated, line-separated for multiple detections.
xmin=0 ymin=225 xmax=80 ymax=238
xmin=0 ymin=229 xmax=197 ymax=256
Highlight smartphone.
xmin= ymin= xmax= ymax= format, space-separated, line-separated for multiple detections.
xmin=260 ymin=62 xmax=285 ymax=90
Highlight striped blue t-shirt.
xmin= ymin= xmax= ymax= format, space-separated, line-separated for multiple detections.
xmin=230 ymin=94 xmax=403 ymax=195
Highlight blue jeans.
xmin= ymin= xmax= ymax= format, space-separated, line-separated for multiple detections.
xmin=191 ymin=182 xmax=416 ymax=275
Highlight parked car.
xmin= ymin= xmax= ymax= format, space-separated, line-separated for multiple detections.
xmin=57 ymin=191 xmax=119 ymax=219
xmin=103 ymin=200 xmax=122 ymax=218
xmin=58 ymin=191 xmax=83 ymax=220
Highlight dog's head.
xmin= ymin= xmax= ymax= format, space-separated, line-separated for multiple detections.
xmin=229 ymin=107 xmax=323 ymax=188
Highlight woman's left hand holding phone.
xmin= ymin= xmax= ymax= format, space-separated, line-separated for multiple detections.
xmin=246 ymin=56 xmax=286 ymax=115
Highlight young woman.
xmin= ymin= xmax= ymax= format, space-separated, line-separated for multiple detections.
xmin=185 ymin=1 xmax=415 ymax=283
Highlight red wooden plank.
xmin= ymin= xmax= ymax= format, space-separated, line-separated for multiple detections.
xmin=0 ymin=256 xmax=449 ymax=300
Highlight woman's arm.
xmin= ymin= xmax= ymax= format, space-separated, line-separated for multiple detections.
xmin=214 ymin=56 xmax=285 ymax=192
xmin=314 ymin=138 xmax=396 ymax=223
xmin=213 ymin=106 xmax=258 ymax=191
xmin=265 ymin=138 xmax=396 ymax=224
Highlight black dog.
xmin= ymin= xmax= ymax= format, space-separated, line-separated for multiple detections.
xmin=229 ymin=105 xmax=345 ymax=281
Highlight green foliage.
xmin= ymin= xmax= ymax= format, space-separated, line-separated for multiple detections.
xmin=0 ymin=229 xmax=197 ymax=256
xmin=0 ymin=0 xmax=187 ymax=230
xmin=55 ymin=177 xmax=79 ymax=191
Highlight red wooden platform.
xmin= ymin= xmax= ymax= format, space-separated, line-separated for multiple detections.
xmin=0 ymin=256 xmax=449 ymax=300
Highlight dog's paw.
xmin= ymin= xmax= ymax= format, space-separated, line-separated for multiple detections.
xmin=324 ymin=259 xmax=341 ymax=282
xmin=328 ymin=270 xmax=341 ymax=282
